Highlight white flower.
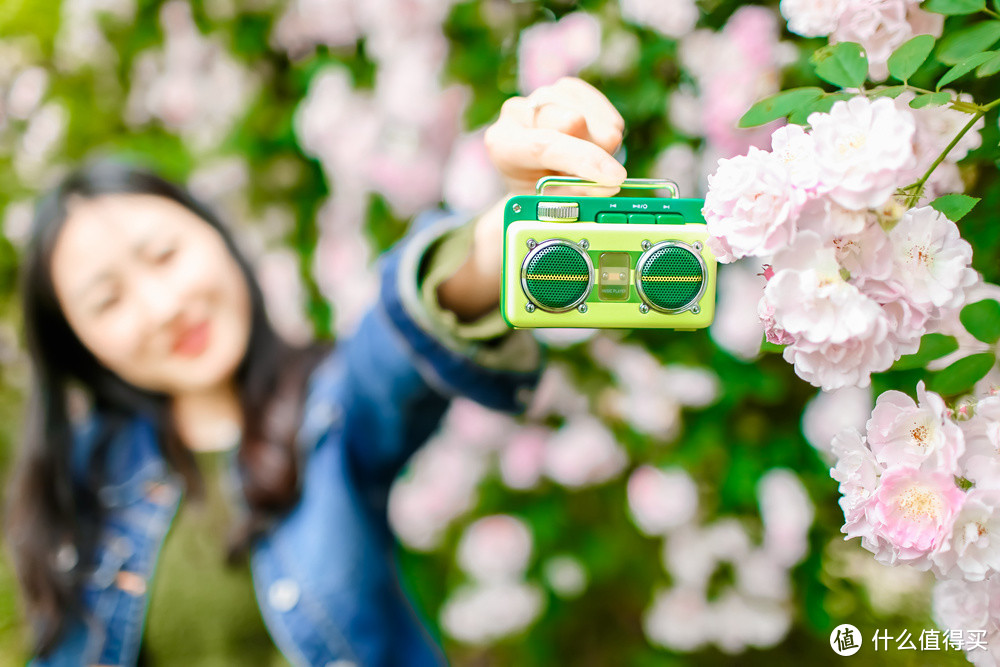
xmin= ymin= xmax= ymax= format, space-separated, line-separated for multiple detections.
xmin=758 ymin=469 xmax=815 ymax=567
xmin=865 ymin=381 xmax=965 ymax=474
xmin=704 ymin=147 xmax=805 ymax=262
xmin=620 ymin=0 xmax=699 ymax=38
xmin=770 ymin=124 xmax=822 ymax=191
xmin=931 ymin=576 xmax=994 ymax=635
xmin=712 ymin=590 xmax=792 ymax=653
xmin=931 ymin=488 xmax=1000 ymax=581
xmin=643 ymin=586 xmax=714 ymax=652
xmin=830 ymin=428 xmax=881 ymax=530
xmin=543 ymin=555 xmax=588 ymax=599
xmin=766 ymin=232 xmax=885 ymax=346
xmin=796 ymin=196 xmax=868 ymax=242
xmin=543 ymin=415 xmax=628 ymax=487
xmin=439 ymin=581 xmax=545 ymax=645
xmin=809 ymin=97 xmax=916 ymax=210
xmin=663 ymin=519 xmax=752 ymax=589
xmin=627 ymin=465 xmax=700 ymax=535
xmin=802 ymin=385 xmax=873 ymax=454
xmin=710 ymin=261 xmax=767 ymax=360
xmin=780 ymin=0 xmax=845 ymax=36
xmin=888 ymin=206 xmax=977 ymax=311
xmin=457 ymin=515 xmax=533 ymax=583
xmin=782 ymin=315 xmax=895 ymax=390
xmin=958 ymin=396 xmax=1000 ymax=490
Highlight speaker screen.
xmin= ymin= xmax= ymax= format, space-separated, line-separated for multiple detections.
xmin=636 ymin=243 xmax=705 ymax=313
xmin=521 ymin=240 xmax=592 ymax=312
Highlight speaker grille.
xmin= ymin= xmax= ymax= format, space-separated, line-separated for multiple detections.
xmin=522 ymin=241 xmax=592 ymax=311
xmin=636 ymin=243 xmax=705 ymax=312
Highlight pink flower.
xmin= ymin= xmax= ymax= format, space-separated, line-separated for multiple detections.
xmin=832 ymin=219 xmax=893 ymax=284
xmin=864 ymin=466 xmax=966 ymax=567
xmin=859 ymin=279 xmax=931 ymax=356
xmin=704 ymin=147 xmax=805 ymax=262
xmin=457 ymin=515 xmax=534 ymax=582
xmin=499 ymin=426 xmax=549 ymax=491
xmin=830 ymin=428 xmax=881 ymax=529
xmin=710 ymin=262 xmax=768 ymax=360
xmin=865 ymin=381 xmax=965 ymax=473
xmin=770 ymin=124 xmax=822 ymax=192
xmin=758 ymin=469 xmax=814 ymax=567
xmin=958 ymin=396 xmax=1000 ymax=490
xmin=440 ymin=581 xmax=544 ymax=644
xmin=627 ymin=465 xmax=700 ymax=535
xmin=757 ymin=294 xmax=795 ymax=346
xmin=888 ymin=206 xmax=977 ymax=311
xmin=808 ymin=97 xmax=916 ymax=210
xmin=442 ymin=130 xmax=505 ymax=213
xmin=517 ymin=12 xmax=601 ymax=94
xmin=781 ymin=315 xmax=895 ymax=390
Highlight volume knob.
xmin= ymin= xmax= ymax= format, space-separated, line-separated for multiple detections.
xmin=536 ymin=201 xmax=580 ymax=222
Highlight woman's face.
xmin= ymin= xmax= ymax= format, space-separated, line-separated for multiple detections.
xmin=50 ymin=192 xmax=252 ymax=396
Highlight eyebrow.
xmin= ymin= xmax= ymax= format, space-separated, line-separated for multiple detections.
xmin=72 ymin=235 xmax=156 ymax=301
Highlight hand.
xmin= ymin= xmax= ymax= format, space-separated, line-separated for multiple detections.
xmin=437 ymin=77 xmax=628 ymax=323
xmin=484 ymin=77 xmax=628 ymax=197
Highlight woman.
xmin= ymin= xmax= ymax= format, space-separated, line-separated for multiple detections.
xmin=5 ymin=77 xmax=626 ymax=666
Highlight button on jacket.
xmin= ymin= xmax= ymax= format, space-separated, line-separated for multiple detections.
xmin=31 ymin=208 xmax=545 ymax=666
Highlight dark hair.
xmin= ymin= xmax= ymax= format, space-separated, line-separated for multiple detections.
xmin=4 ymin=157 xmax=330 ymax=657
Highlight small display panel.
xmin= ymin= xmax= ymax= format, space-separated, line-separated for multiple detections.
xmin=598 ymin=252 xmax=630 ymax=301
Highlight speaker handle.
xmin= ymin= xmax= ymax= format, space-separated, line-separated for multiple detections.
xmin=535 ymin=176 xmax=680 ymax=197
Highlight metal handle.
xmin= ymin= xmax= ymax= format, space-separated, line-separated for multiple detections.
xmin=535 ymin=176 xmax=680 ymax=197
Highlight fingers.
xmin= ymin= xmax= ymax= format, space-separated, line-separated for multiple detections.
xmin=486 ymin=122 xmax=627 ymax=186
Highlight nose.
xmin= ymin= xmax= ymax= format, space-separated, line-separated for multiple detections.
xmin=133 ymin=271 xmax=185 ymax=330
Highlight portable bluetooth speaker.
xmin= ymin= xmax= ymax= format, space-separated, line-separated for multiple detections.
xmin=501 ymin=177 xmax=717 ymax=330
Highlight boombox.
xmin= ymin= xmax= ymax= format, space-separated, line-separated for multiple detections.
xmin=501 ymin=177 xmax=717 ymax=330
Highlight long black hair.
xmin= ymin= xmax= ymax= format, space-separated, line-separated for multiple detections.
xmin=4 ymin=157 xmax=330 ymax=657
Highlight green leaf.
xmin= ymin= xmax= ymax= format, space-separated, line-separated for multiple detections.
xmin=931 ymin=193 xmax=981 ymax=221
xmin=871 ymin=85 xmax=909 ymax=98
xmin=738 ymin=87 xmax=826 ymax=128
xmin=910 ymin=91 xmax=953 ymax=107
xmin=924 ymin=0 xmax=986 ymax=14
xmin=936 ymin=22 xmax=1000 ymax=64
xmin=937 ymin=52 xmax=997 ymax=88
xmin=960 ymin=300 xmax=1000 ymax=344
xmin=888 ymin=35 xmax=936 ymax=79
xmin=978 ymin=51 xmax=1000 ymax=76
xmin=892 ymin=333 xmax=959 ymax=370
xmin=811 ymin=42 xmax=869 ymax=88
xmin=929 ymin=353 xmax=996 ymax=396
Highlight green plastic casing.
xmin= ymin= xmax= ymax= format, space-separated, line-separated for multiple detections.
xmin=501 ymin=193 xmax=717 ymax=330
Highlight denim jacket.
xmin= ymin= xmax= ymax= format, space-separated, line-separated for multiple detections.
xmin=32 ymin=208 xmax=544 ymax=666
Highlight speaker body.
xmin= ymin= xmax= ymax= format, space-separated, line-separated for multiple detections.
xmin=501 ymin=193 xmax=717 ymax=330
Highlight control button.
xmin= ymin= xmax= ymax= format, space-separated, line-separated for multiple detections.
xmin=596 ymin=212 xmax=627 ymax=224
xmin=628 ymin=213 xmax=655 ymax=224
xmin=656 ymin=213 xmax=685 ymax=225
xmin=537 ymin=201 xmax=579 ymax=222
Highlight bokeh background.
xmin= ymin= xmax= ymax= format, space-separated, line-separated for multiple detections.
xmin=0 ymin=0 xmax=997 ymax=664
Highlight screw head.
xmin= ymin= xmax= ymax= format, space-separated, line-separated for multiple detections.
xmin=639 ymin=304 xmax=649 ymax=314
xmin=641 ymin=240 xmax=651 ymax=250
xmin=525 ymin=303 xmax=536 ymax=313
xmin=578 ymin=303 xmax=588 ymax=313
xmin=579 ymin=239 xmax=589 ymax=250
xmin=691 ymin=305 xmax=701 ymax=315
xmin=693 ymin=241 xmax=703 ymax=252
xmin=512 ymin=203 xmax=522 ymax=213
xmin=527 ymin=238 xmax=537 ymax=249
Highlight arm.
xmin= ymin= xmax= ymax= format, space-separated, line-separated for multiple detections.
xmin=340 ymin=77 xmax=627 ymax=481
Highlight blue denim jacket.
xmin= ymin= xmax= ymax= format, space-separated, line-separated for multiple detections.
xmin=32 ymin=209 xmax=544 ymax=666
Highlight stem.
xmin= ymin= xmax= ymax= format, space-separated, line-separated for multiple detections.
xmin=905 ymin=110 xmax=985 ymax=207
xmin=985 ymin=7 xmax=1000 ymax=19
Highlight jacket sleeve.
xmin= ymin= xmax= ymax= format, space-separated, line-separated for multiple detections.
xmin=339 ymin=207 xmax=544 ymax=482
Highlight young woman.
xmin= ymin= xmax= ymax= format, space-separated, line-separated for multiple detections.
xmin=5 ymin=77 xmax=626 ymax=666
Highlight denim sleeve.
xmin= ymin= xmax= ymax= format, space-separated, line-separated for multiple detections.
xmin=339 ymin=207 xmax=544 ymax=481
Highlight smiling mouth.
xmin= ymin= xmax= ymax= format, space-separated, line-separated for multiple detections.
xmin=172 ymin=320 xmax=211 ymax=357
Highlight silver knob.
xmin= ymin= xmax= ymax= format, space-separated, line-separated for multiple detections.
xmin=537 ymin=201 xmax=580 ymax=222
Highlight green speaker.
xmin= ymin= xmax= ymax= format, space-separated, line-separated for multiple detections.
xmin=520 ymin=239 xmax=593 ymax=312
xmin=635 ymin=241 xmax=706 ymax=314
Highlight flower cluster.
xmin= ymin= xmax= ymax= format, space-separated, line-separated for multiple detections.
xmin=833 ymin=383 xmax=1000 ymax=663
xmin=778 ymin=0 xmax=943 ymax=80
xmin=705 ymin=96 xmax=979 ymax=390
xmin=832 ymin=383 xmax=1000 ymax=579
xmin=638 ymin=468 xmax=815 ymax=654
